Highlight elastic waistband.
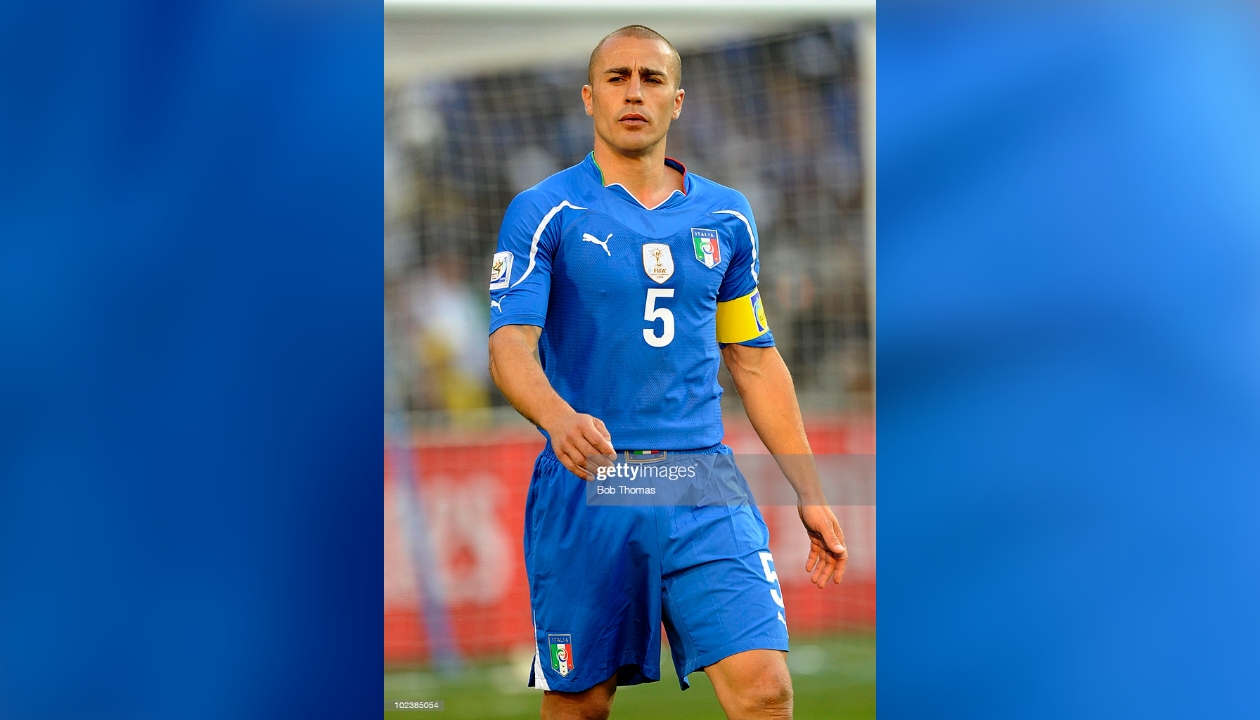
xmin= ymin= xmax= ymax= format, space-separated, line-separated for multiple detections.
xmin=540 ymin=442 xmax=727 ymax=463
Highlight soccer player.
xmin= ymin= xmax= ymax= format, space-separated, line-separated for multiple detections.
xmin=487 ymin=25 xmax=848 ymax=720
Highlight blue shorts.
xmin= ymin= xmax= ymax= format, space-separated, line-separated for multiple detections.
xmin=524 ymin=444 xmax=790 ymax=692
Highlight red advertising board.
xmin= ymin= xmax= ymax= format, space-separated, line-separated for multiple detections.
xmin=385 ymin=417 xmax=874 ymax=664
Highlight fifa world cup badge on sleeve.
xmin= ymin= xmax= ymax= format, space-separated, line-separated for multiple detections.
xmin=752 ymin=290 xmax=767 ymax=333
xmin=548 ymin=634 xmax=574 ymax=676
xmin=489 ymin=251 xmax=513 ymax=290
xmin=691 ymin=228 xmax=721 ymax=268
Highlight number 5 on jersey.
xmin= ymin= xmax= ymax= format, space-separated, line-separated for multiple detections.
xmin=643 ymin=288 xmax=674 ymax=347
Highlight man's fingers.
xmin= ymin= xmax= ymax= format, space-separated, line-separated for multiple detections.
xmin=814 ymin=559 xmax=832 ymax=588
xmin=825 ymin=527 xmax=846 ymax=555
xmin=582 ymin=426 xmax=615 ymax=466
xmin=569 ymin=459 xmax=593 ymax=481
xmin=572 ymin=431 xmax=599 ymax=458
xmin=803 ymin=523 xmax=848 ymax=588
xmin=816 ymin=513 xmax=847 ymax=555
xmin=556 ymin=446 xmax=593 ymax=481
xmin=550 ymin=415 xmax=616 ymax=479
xmin=811 ymin=545 xmax=831 ymax=586
xmin=581 ymin=454 xmax=601 ymax=478
xmin=585 ymin=435 xmax=615 ymax=461
xmin=820 ymin=557 xmax=844 ymax=587
xmin=829 ymin=520 xmax=848 ymax=584
xmin=832 ymin=554 xmax=847 ymax=584
xmin=571 ymin=436 xmax=603 ymax=470
xmin=576 ymin=436 xmax=609 ymax=476
xmin=591 ymin=418 xmax=615 ymax=454
xmin=821 ymin=543 xmax=847 ymax=586
xmin=816 ymin=555 xmax=838 ymax=588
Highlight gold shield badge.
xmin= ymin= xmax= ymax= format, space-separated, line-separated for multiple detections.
xmin=641 ymin=243 xmax=674 ymax=284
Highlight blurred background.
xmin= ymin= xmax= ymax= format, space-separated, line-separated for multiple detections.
xmin=384 ymin=3 xmax=876 ymax=717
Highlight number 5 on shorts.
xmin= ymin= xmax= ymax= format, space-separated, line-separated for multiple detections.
xmin=759 ymin=551 xmax=786 ymax=609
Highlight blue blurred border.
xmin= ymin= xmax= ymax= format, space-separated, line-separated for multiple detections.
xmin=880 ymin=5 xmax=1260 ymax=718
xmin=5 ymin=3 xmax=1260 ymax=717
xmin=0 ymin=1 xmax=380 ymax=718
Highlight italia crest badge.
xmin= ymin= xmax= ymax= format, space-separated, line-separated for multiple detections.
xmin=642 ymin=243 xmax=674 ymax=284
xmin=548 ymin=634 xmax=574 ymax=676
xmin=691 ymin=228 xmax=721 ymax=268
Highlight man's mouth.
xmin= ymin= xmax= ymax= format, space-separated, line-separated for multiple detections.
xmin=619 ymin=114 xmax=648 ymax=126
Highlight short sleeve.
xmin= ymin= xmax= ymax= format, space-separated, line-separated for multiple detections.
xmin=488 ymin=193 xmax=568 ymax=335
xmin=714 ymin=195 xmax=775 ymax=348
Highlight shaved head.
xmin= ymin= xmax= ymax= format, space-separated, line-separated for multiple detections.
xmin=588 ymin=25 xmax=682 ymax=88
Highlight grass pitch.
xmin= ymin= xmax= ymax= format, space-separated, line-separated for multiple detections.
xmin=385 ymin=632 xmax=874 ymax=719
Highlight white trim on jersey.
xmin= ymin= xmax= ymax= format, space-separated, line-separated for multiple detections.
xmin=606 ymin=183 xmax=684 ymax=212
xmin=511 ymin=200 xmax=586 ymax=289
xmin=714 ymin=209 xmax=759 ymax=283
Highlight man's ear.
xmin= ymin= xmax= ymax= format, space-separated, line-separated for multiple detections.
xmin=582 ymin=85 xmax=594 ymax=117
xmin=673 ymin=88 xmax=685 ymax=119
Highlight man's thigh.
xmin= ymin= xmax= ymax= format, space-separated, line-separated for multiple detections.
xmin=526 ymin=451 xmax=664 ymax=692
xmin=660 ymin=502 xmax=790 ymax=687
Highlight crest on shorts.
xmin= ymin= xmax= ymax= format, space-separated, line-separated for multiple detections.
xmin=691 ymin=228 xmax=721 ymax=268
xmin=548 ymin=634 xmax=574 ymax=676
xmin=642 ymin=243 xmax=674 ymax=284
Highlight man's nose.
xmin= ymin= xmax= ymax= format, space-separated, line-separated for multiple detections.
xmin=625 ymin=76 xmax=644 ymax=102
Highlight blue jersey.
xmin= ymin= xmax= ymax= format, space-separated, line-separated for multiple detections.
xmin=488 ymin=153 xmax=773 ymax=451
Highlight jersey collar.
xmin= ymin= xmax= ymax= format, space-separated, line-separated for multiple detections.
xmin=585 ymin=152 xmax=691 ymax=211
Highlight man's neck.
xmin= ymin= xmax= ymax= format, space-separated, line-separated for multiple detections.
xmin=592 ymin=142 xmax=684 ymax=209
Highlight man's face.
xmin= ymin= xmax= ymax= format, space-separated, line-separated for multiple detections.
xmin=583 ymin=37 xmax=684 ymax=157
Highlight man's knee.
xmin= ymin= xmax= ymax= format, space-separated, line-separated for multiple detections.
xmin=708 ymin=651 xmax=794 ymax=719
xmin=729 ymin=672 xmax=793 ymax=719
xmin=540 ymin=676 xmax=616 ymax=720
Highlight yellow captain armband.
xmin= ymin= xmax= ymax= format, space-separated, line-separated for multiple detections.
xmin=716 ymin=288 xmax=770 ymax=344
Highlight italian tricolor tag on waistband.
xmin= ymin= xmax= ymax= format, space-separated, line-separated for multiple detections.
xmin=625 ymin=450 xmax=667 ymax=463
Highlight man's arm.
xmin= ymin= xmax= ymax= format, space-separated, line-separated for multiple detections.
xmin=722 ymin=343 xmax=847 ymax=588
xmin=489 ymin=324 xmax=614 ymax=480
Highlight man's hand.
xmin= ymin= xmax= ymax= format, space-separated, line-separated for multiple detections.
xmin=798 ymin=503 xmax=847 ymax=589
xmin=544 ymin=410 xmax=616 ymax=481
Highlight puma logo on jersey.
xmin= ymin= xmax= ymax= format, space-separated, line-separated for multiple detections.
xmin=581 ymin=233 xmax=612 ymax=256
xmin=491 ymin=299 xmax=503 ymax=312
